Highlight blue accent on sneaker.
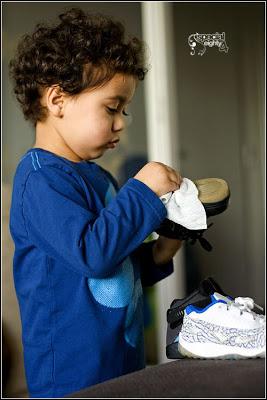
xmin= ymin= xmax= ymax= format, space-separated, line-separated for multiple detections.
xmin=174 ymin=334 xmax=179 ymax=343
xmin=186 ymin=295 xmax=228 ymax=315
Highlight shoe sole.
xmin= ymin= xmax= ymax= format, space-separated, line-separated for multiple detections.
xmin=202 ymin=195 xmax=230 ymax=217
xmin=194 ymin=178 xmax=230 ymax=204
xmin=178 ymin=340 xmax=265 ymax=360
xmin=194 ymin=178 xmax=230 ymax=217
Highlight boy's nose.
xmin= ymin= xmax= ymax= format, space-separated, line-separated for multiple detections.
xmin=112 ymin=114 xmax=126 ymax=133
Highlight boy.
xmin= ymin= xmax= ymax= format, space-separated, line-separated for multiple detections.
xmin=9 ymin=8 xmax=182 ymax=397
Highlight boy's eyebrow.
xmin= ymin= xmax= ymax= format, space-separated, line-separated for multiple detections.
xmin=106 ymin=95 xmax=128 ymax=103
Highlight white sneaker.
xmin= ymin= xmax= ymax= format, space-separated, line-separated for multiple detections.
xmin=178 ymin=292 xmax=265 ymax=359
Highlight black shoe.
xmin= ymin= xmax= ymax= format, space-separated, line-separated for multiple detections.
xmin=156 ymin=178 xmax=230 ymax=251
xmin=166 ymin=277 xmax=229 ymax=359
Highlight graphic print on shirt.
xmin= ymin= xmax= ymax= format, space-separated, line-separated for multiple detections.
xmin=87 ymin=180 xmax=143 ymax=348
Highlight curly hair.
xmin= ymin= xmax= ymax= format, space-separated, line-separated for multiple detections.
xmin=9 ymin=8 xmax=149 ymax=126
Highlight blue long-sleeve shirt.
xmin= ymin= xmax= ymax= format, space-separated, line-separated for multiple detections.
xmin=9 ymin=148 xmax=173 ymax=398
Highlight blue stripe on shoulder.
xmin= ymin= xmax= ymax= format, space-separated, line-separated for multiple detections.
xmin=35 ymin=152 xmax=41 ymax=168
xmin=30 ymin=151 xmax=42 ymax=170
xmin=30 ymin=152 xmax=37 ymax=170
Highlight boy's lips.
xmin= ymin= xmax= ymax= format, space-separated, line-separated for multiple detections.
xmin=106 ymin=139 xmax=120 ymax=148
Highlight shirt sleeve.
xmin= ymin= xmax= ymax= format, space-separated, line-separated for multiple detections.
xmin=134 ymin=240 xmax=174 ymax=287
xmin=22 ymin=166 xmax=167 ymax=279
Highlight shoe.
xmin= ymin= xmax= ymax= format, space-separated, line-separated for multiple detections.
xmin=178 ymin=293 xmax=265 ymax=360
xmin=166 ymin=277 xmax=229 ymax=359
xmin=195 ymin=178 xmax=230 ymax=217
xmin=156 ymin=178 xmax=230 ymax=251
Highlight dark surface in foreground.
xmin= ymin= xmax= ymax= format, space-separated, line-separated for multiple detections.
xmin=67 ymin=358 xmax=265 ymax=398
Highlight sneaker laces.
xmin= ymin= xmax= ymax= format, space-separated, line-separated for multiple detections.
xmin=226 ymin=296 xmax=265 ymax=322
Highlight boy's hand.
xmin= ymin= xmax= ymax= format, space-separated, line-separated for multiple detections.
xmin=152 ymin=236 xmax=182 ymax=265
xmin=134 ymin=161 xmax=182 ymax=197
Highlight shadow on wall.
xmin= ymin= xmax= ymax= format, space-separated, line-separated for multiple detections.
xmin=173 ymin=3 xmax=265 ymax=303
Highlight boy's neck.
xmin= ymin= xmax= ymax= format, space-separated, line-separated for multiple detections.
xmin=34 ymin=121 xmax=83 ymax=163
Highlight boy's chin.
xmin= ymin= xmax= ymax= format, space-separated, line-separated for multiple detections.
xmin=85 ymin=146 xmax=113 ymax=160
xmin=89 ymin=149 xmax=106 ymax=160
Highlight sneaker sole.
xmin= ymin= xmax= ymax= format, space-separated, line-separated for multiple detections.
xmin=178 ymin=339 xmax=265 ymax=360
xmin=194 ymin=178 xmax=230 ymax=217
xmin=194 ymin=178 xmax=230 ymax=204
xmin=202 ymin=195 xmax=230 ymax=217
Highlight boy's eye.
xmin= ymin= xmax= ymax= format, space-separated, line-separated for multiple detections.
xmin=107 ymin=107 xmax=117 ymax=114
xmin=107 ymin=107 xmax=130 ymax=117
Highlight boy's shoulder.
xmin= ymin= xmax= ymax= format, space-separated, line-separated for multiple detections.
xmin=13 ymin=148 xmax=118 ymax=193
xmin=14 ymin=148 xmax=95 ymax=182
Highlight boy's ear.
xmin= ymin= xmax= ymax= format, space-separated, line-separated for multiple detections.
xmin=45 ymin=85 xmax=66 ymax=118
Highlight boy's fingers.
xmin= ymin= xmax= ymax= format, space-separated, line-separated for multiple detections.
xmin=169 ymin=171 xmax=182 ymax=185
xmin=169 ymin=179 xmax=180 ymax=191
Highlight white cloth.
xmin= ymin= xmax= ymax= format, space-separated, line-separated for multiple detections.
xmin=160 ymin=178 xmax=207 ymax=230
